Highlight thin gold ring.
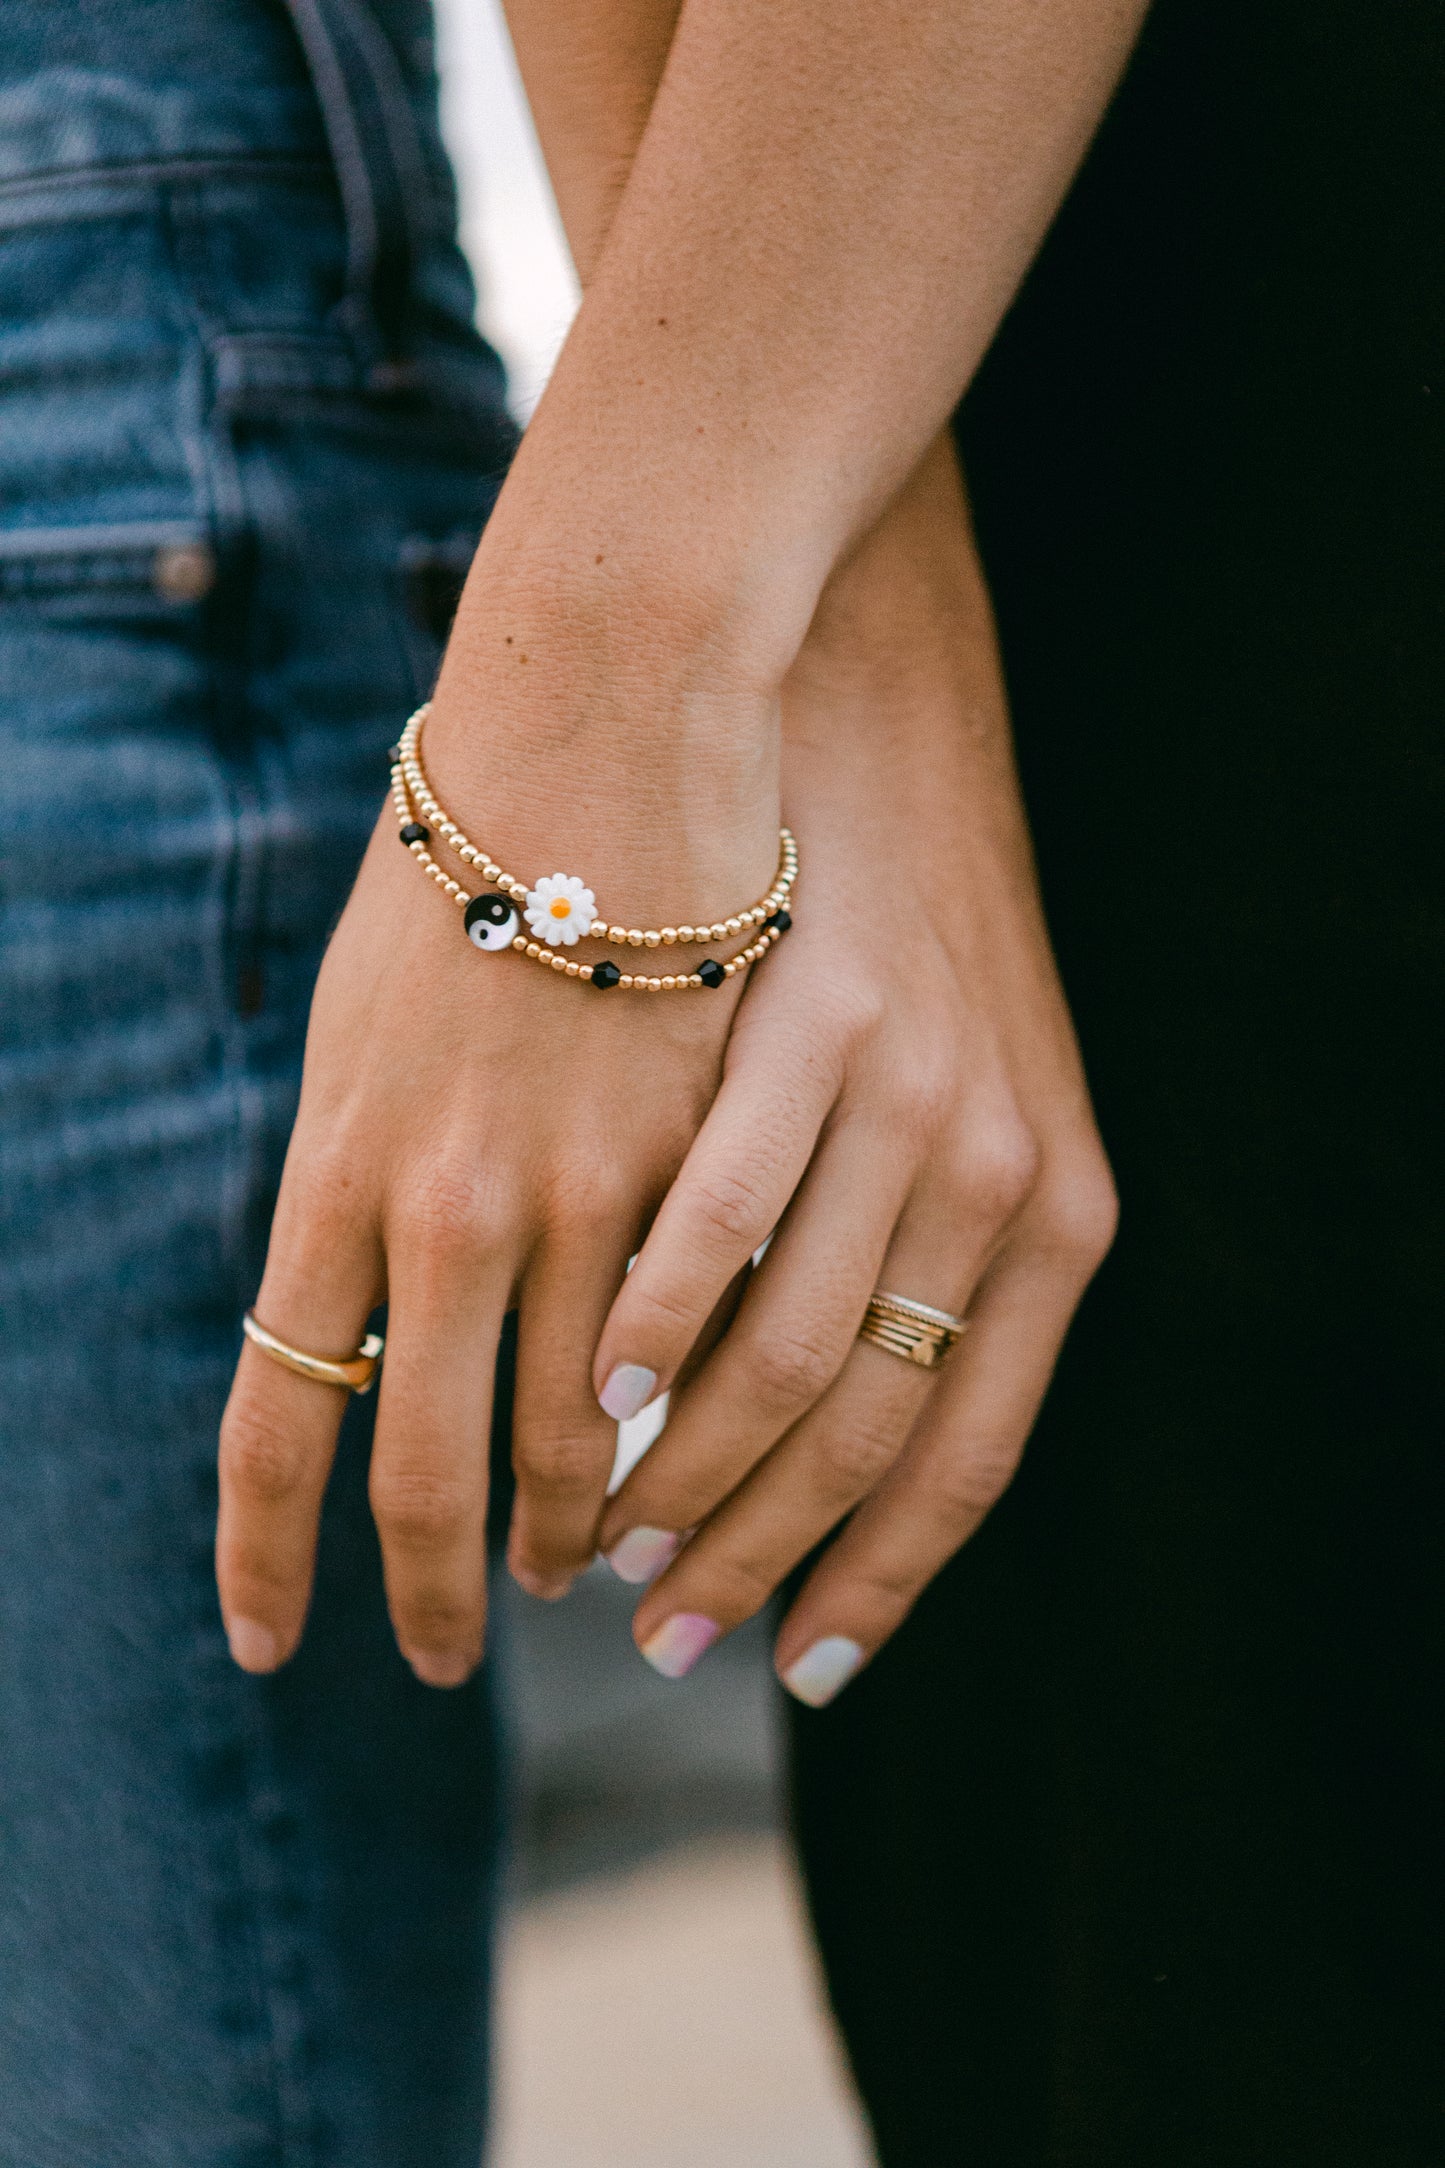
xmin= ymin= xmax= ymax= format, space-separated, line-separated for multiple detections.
xmin=858 ymin=1289 xmax=967 ymax=1371
xmin=242 ymin=1310 xmax=384 ymax=1395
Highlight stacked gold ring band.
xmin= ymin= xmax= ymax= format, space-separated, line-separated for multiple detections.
xmin=858 ymin=1290 xmax=967 ymax=1370
xmin=242 ymin=1311 xmax=385 ymax=1395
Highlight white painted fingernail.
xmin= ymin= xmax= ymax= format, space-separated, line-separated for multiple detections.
xmin=781 ymin=1636 xmax=865 ymax=1707
xmin=227 ymin=1617 xmax=280 ymax=1673
xmin=605 ymin=1526 xmax=680 ymax=1585
xmin=599 ymin=1363 xmax=658 ymax=1423
xmin=640 ymin=1612 xmax=720 ymax=1680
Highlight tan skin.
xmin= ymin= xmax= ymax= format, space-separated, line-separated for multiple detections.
xmin=216 ymin=0 xmax=1139 ymax=1690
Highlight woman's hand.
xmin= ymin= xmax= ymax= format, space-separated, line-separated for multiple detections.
xmin=216 ymin=559 xmax=781 ymax=1685
xmin=594 ymin=442 xmax=1117 ymax=1699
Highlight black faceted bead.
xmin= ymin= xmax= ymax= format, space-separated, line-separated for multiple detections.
xmin=399 ymin=821 xmax=429 ymax=846
xmin=697 ymin=958 xmax=727 ymax=987
xmin=591 ymin=959 xmax=622 ymax=989
xmin=764 ymin=908 xmax=792 ymax=932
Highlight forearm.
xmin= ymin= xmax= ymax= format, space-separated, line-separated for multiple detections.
xmin=461 ymin=0 xmax=1146 ymax=682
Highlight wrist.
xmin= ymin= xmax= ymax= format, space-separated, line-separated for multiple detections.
xmin=424 ymin=549 xmax=783 ymax=933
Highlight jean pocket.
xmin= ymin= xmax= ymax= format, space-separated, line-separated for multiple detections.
xmin=0 ymin=520 xmax=216 ymax=617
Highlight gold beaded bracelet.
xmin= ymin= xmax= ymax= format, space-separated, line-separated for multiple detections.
xmin=389 ymin=705 xmax=797 ymax=993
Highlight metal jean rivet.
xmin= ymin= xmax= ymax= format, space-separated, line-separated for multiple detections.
xmin=153 ymin=542 xmax=216 ymax=604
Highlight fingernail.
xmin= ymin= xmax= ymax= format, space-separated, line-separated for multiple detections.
xmin=640 ymin=1612 xmax=720 ymax=1680
xmin=605 ymin=1526 xmax=680 ymax=1585
xmin=781 ymin=1636 xmax=866 ymax=1708
xmin=227 ymin=1617 xmax=280 ymax=1673
xmin=510 ymin=1562 xmax=576 ymax=1602
xmin=599 ymin=1363 xmax=658 ymax=1423
xmin=406 ymin=1649 xmax=474 ymax=1689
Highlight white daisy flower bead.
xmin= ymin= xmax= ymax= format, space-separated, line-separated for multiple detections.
xmin=524 ymin=872 xmax=597 ymax=947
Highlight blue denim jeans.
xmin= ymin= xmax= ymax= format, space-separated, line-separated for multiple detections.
xmin=0 ymin=10 xmax=517 ymax=2163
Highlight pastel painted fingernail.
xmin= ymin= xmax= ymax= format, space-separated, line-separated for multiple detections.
xmin=227 ymin=1617 xmax=280 ymax=1673
xmin=605 ymin=1526 xmax=680 ymax=1585
xmin=781 ymin=1635 xmax=865 ymax=1708
xmin=640 ymin=1612 xmax=720 ymax=1680
xmin=406 ymin=1649 xmax=473 ymax=1689
xmin=598 ymin=1363 xmax=658 ymax=1423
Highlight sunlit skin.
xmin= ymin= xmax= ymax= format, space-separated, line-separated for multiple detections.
xmin=216 ymin=0 xmax=1143 ymax=1691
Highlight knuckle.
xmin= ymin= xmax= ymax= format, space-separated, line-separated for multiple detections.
xmin=542 ymin=1156 xmax=633 ymax=1239
xmin=928 ymin=1433 xmax=1025 ymax=1529
xmin=687 ymin=1163 xmax=776 ymax=1253
xmin=220 ymin=1402 xmax=311 ymax=1509
xmin=688 ymin=1549 xmax=777 ymax=1620
xmin=946 ymin=1114 xmax=1041 ymax=1228
xmin=622 ymin=1273 xmax=706 ymax=1347
xmin=370 ymin=1461 xmax=474 ymax=1549
xmin=1030 ymin=1149 xmax=1120 ymax=1276
xmin=744 ymin=1325 xmax=846 ymax=1416
xmin=279 ymin=1136 xmax=364 ymax=1231
xmin=815 ymin=1411 xmax=904 ymax=1497
xmin=395 ymin=1160 xmax=508 ymax=1266
xmin=847 ymin=1552 xmax=927 ymax=1614
xmin=515 ymin=1430 xmax=608 ymax=1502
xmin=394 ymin=1591 xmax=480 ymax=1647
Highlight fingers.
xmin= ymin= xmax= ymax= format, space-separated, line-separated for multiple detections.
xmin=620 ymin=1188 xmax=984 ymax=1670
xmin=217 ymin=1165 xmax=383 ymax=1675
xmin=366 ymin=1173 xmax=517 ymax=1688
xmin=590 ymin=1023 xmax=841 ymax=1423
xmin=770 ymin=1243 xmax=1086 ymax=1701
xmin=507 ymin=1187 xmax=644 ymax=1599
xmin=773 ymin=1162 xmax=1117 ymax=1699
xmin=622 ymin=1131 xmax=1108 ymax=1690
xmin=597 ymin=1112 xmax=914 ymax=1578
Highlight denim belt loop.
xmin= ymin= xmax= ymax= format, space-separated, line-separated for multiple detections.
xmin=279 ymin=0 xmax=438 ymax=384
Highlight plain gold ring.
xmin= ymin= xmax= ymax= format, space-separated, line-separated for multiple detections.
xmin=857 ymin=1289 xmax=967 ymax=1371
xmin=242 ymin=1310 xmax=384 ymax=1395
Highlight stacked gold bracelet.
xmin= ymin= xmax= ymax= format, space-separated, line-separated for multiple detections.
xmin=389 ymin=704 xmax=797 ymax=993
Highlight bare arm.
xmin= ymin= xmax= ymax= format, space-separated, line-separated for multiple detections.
xmin=447 ymin=0 xmax=1148 ymax=710
xmin=215 ymin=0 xmax=1131 ymax=1688
xmin=494 ymin=0 xmax=1120 ymax=1678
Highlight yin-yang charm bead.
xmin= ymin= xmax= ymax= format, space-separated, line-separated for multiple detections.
xmin=464 ymin=893 xmax=521 ymax=951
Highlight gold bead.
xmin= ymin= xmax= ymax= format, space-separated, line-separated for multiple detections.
xmin=628 ymin=930 xmax=645 ymax=948
xmin=512 ymin=935 xmax=527 ymax=950
xmin=723 ymin=960 xmax=738 ymax=976
xmin=709 ymin=922 xmax=727 ymax=942
xmin=686 ymin=973 xmax=702 ymax=988
xmin=525 ymin=942 xmax=541 ymax=958
xmin=608 ymin=925 xmax=628 ymax=944
xmin=580 ymin=963 xmax=594 ymax=980
xmin=551 ymin=953 xmax=567 ymax=971
xmin=642 ymin=930 xmax=660 ymax=948
xmin=677 ymin=926 xmax=695 ymax=944
xmin=484 ymin=863 xmax=501 ymax=881
xmin=661 ymin=975 xmax=676 ymax=990
xmin=725 ymin=917 xmax=742 ymax=935
xmin=661 ymin=929 xmax=677 ymax=945
xmin=565 ymin=961 xmax=581 ymax=977
xmin=619 ymin=974 xmax=634 ymax=989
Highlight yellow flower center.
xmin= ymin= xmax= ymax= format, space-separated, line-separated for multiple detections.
xmin=549 ymin=898 xmax=572 ymax=919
